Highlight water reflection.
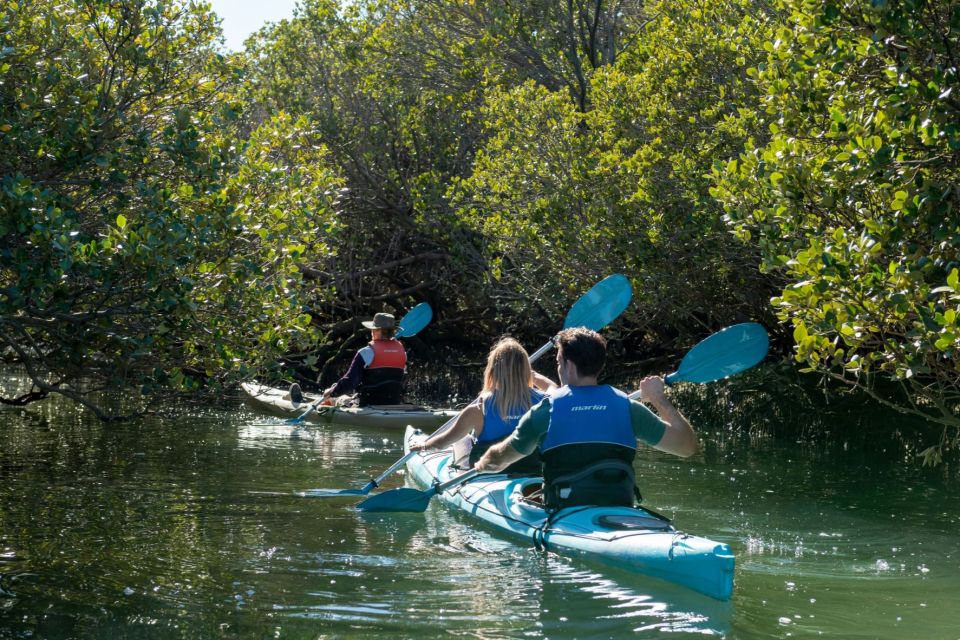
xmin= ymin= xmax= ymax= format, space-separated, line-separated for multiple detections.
xmin=2 ymin=367 xmax=960 ymax=639
xmin=302 ymin=504 xmax=735 ymax=637
xmin=538 ymin=561 xmax=731 ymax=637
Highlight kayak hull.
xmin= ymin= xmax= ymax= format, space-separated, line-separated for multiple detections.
xmin=403 ymin=426 xmax=735 ymax=600
xmin=241 ymin=382 xmax=457 ymax=429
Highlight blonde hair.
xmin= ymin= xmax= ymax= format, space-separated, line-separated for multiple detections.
xmin=482 ymin=337 xmax=533 ymax=420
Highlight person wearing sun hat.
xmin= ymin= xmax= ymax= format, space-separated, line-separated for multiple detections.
xmin=290 ymin=311 xmax=408 ymax=407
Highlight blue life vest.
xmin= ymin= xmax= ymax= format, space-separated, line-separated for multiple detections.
xmin=478 ymin=389 xmax=546 ymax=445
xmin=539 ymin=385 xmax=638 ymax=510
xmin=540 ymin=385 xmax=635 ymax=453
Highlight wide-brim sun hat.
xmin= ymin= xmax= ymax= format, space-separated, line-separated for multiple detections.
xmin=362 ymin=312 xmax=396 ymax=329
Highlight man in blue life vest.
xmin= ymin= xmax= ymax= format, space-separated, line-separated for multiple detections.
xmin=474 ymin=327 xmax=696 ymax=510
xmin=290 ymin=312 xmax=408 ymax=407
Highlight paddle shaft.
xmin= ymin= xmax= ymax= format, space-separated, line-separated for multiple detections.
xmin=527 ymin=341 xmax=553 ymax=363
xmin=350 ymin=450 xmax=419 ymax=495
xmin=287 ymin=392 xmax=339 ymax=424
xmin=372 ymin=451 xmax=417 ymax=486
xmin=434 ymin=468 xmax=480 ymax=494
xmin=287 ymin=398 xmax=324 ymax=424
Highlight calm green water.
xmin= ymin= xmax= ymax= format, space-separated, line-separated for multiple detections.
xmin=1 ymin=378 xmax=958 ymax=639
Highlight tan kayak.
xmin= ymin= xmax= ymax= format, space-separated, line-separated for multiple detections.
xmin=240 ymin=382 xmax=457 ymax=429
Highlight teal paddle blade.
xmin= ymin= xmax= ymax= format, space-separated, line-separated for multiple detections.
xmin=297 ymin=451 xmax=417 ymax=498
xmin=357 ymin=487 xmax=435 ymax=512
xmin=298 ymin=481 xmax=376 ymax=498
xmin=666 ymin=322 xmax=769 ymax=385
xmin=528 ymin=274 xmax=633 ymax=362
xmin=356 ymin=468 xmax=478 ymax=513
xmin=563 ymin=274 xmax=633 ymax=331
xmin=397 ymin=302 xmax=432 ymax=338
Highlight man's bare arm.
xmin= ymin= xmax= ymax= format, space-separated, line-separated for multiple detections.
xmin=639 ymin=376 xmax=697 ymax=457
xmin=474 ymin=437 xmax=525 ymax=472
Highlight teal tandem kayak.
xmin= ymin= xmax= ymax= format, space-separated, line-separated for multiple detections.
xmin=401 ymin=425 xmax=735 ymax=600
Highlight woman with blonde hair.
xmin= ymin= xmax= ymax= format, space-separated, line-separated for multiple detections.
xmin=412 ymin=337 xmax=556 ymax=472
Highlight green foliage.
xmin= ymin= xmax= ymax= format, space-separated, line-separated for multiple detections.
xmin=0 ymin=1 xmax=341 ymax=416
xmin=243 ymin=0 xmax=751 ymax=349
xmin=240 ymin=0 xmax=506 ymax=351
xmin=450 ymin=0 xmax=781 ymax=337
xmin=452 ymin=81 xmax=604 ymax=281
xmin=9 ymin=0 xmax=957 ymax=450
xmin=711 ymin=0 xmax=960 ymax=436
xmin=589 ymin=0 xmax=782 ymax=331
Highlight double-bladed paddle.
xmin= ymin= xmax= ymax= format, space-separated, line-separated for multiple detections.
xmin=298 ymin=451 xmax=418 ymax=497
xmin=357 ymin=467 xmax=480 ymax=513
xmin=528 ymin=274 xmax=633 ymax=362
xmin=286 ymin=302 xmax=434 ymax=425
xmin=356 ymin=322 xmax=770 ymax=513
xmin=301 ymin=275 xmax=633 ymax=498
xmin=395 ymin=302 xmax=433 ymax=340
xmin=664 ymin=322 xmax=769 ymax=385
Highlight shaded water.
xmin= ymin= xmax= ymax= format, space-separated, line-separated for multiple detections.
xmin=1 ymin=377 xmax=958 ymax=638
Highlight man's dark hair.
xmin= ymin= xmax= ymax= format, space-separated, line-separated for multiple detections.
xmin=555 ymin=327 xmax=606 ymax=377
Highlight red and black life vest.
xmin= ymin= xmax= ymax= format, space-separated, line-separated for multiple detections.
xmin=359 ymin=339 xmax=407 ymax=405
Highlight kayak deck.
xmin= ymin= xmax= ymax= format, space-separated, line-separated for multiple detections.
xmin=402 ymin=426 xmax=735 ymax=600
xmin=240 ymin=382 xmax=457 ymax=428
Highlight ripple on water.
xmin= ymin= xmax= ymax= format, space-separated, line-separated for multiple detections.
xmin=258 ymin=503 xmax=734 ymax=637
xmin=6 ymin=382 xmax=959 ymax=639
xmin=235 ymin=420 xmax=372 ymax=452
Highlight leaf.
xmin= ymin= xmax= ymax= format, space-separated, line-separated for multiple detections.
xmin=934 ymin=334 xmax=955 ymax=350
xmin=116 ymin=215 xmax=127 ymax=229
xmin=793 ymin=323 xmax=808 ymax=342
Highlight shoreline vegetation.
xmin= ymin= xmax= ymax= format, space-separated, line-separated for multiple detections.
xmin=1 ymin=0 xmax=957 ymax=461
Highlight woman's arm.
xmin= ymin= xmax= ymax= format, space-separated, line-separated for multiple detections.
xmin=411 ymin=401 xmax=483 ymax=451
